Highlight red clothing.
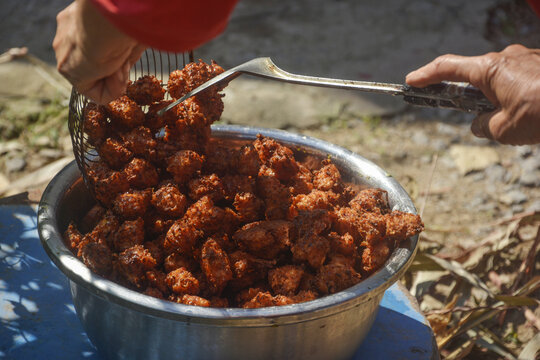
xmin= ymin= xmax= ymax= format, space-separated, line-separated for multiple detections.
xmin=528 ymin=0 xmax=540 ymax=17
xmin=89 ymin=0 xmax=239 ymax=52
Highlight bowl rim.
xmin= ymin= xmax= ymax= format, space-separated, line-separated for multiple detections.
xmin=38 ymin=124 xmax=419 ymax=326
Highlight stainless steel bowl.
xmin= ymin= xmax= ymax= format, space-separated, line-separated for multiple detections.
xmin=38 ymin=125 xmax=419 ymax=360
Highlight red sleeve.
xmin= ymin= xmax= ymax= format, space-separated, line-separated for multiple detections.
xmin=89 ymin=0 xmax=239 ymax=52
xmin=527 ymin=0 xmax=540 ymax=17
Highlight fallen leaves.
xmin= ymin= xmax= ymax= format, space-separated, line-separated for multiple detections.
xmin=407 ymin=211 xmax=540 ymax=359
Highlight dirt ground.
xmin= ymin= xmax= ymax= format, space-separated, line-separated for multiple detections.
xmin=0 ymin=0 xmax=539 ymax=359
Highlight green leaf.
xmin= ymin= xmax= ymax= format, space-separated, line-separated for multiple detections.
xmin=494 ymin=295 xmax=539 ymax=307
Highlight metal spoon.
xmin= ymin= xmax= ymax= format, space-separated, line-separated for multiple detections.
xmin=158 ymin=57 xmax=495 ymax=116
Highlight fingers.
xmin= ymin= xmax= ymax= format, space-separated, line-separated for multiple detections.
xmin=470 ymin=110 xmax=523 ymax=145
xmin=406 ymin=54 xmax=484 ymax=87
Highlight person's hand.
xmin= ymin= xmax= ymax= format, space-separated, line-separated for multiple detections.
xmin=406 ymin=44 xmax=540 ymax=145
xmin=53 ymin=0 xmax=146 ymax=104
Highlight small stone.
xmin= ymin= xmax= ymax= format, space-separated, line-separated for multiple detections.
xmin=469 ymin=172 xmax=485 ymax=182
xmin=33 ymin=136 xmax=53 ymax=148
xmin=515 ymin=145 xmax=533 ymax=158
xmin=484 ymin=164 xmax=507 ymax=183
xmin=449 ymin=145 xmax=500 ymax=175
xmin=512 ymin=204 xmax=524 ymax=214
xmin=436 ymin=123 xmax=458 ymax=137
xmin=519 ymin=171 xmax=540 ymax=187
xmin=521 ymin=156 xmax=540 ymax=172
xmin=38 ymin=148 xmax=63 ymax=160
xmin=499 ymin=189 xmax=528 ymax=206
xmin=411 ymin=132 xmax=430 ymax=146
xmin=5 ymin=157 xmax=26 ymax=173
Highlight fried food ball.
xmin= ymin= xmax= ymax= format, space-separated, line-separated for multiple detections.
xmin=289 ymin=163 xmax=313 ymax=196
xmin=166 ymin=150 xmax=204 ymax=184
xmin=291 ymin=189 xmax=341 ymax=214
xmin=80 ymin=241 xmax=113 ymax=277
xmin=144 ymin=238 xmax=165 ymax=266
xmin=313 ymin=162 xmax=342 ymax=191
xmin=256 ymin=166 xmax=291 ymax=220
xmin=164 ymin=219 xmax=202 ymax=255
xmin=113 ymin=218 xmax=145 ymax=252
xmin=242 ymin=292 xmax=295 ymax=309
xmin=64 ymin=222 xmax=83 ymax=251
xmin=145 ymin=269 xmax=169 ymax=294
xmin=167 ymin=59 xmax=224 ymax=99
xmin=201 ymin=238 xmax=232 ymax=294
xmin=234 ymin=145 xmax=261 ymax=177
xmin=291 ymin=234 xmax=330 ymax=269
xmin=112 ymin=189 xmax=151 ymax=219
xmin=254 ymin=135 xmax=299 ymax=181
xmin=121 ymin=126 xmax=157 ymax=157
xmin=183 ymin=196 xmax=225 ymax=235
xmin=123 ymin=157 xmax=159 ymax=189
xmin=228 ymin=251 xmax=275 ymax=291
xmin=107 ymin=95 xmax=145 ymax=129
xmin=85 ymin=210 xmax=119 ymax=246
xmin=188 ymin=173 xmax=225 ymax=201
xmin=83 ymin=102 xmax=108 ymax=145
xmin=233 ymin=192 xmax=264 ymax=223
xmin=152 ymin=184 xmax=188 ymax=218
xmin=126 ymin=75 xmax=165 ymax=105
xmin=268 ymin=265 xmax=304 ymax=296
xmin=384 ymin=211 xmax=424 ymax=243
xmin=87 ymin=161 xmax=130 ymax=205
xmin=164 ymin=252 xmax=197 ymax=273
xmin=146 ymin=100 xmax=177 ymax=131
xmin=349 ymin=188 xmax=389 ymax=214
xmin=166 ymin=267 xmax=200 ymax=295
xmin=328 ymin=231 xmax=356 ymax=256
xmin=361 ymin=242 xmax=391 ymax=274
xmin=177 ymin=294 xmax=211 ymax=307
xmin=117 ymin=245 xmax=157 ymax=288
xmin=315 ymin=262 xmax=362 ymax=295
xmin=292 ymin=209 xmax=332 ymax=239
xmin=98 ymin=138 xmax=133 ymax=169
xmin=233 ymin=220 xmax=292 ymax=260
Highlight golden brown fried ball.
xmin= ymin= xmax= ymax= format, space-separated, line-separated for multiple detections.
xmin=83 ymin=102 xmax=108 ymax=145
xmin=268 ymin=265 xmax=304 ymax=296
xmin=107 ymin=95 xmax=145 ymax=129
xmin=152 ymin=184 xmax=188 ymax=218
xmin=201 ymin=238 xmax=232 ymax=294
xmin=113 ymin=218 xmax=145 ymax=252
xmin=123 ymin=157 xmax=159 ymax=189
xmin=126 ymin=75 xmax=165 ymax=105
xmin=112 ymin=189 xmax=151 ymax=219
xmin=166 ymin=150 xmax=204 ymax=184
xmin=166 ymin=267 xmax=200 ymax=295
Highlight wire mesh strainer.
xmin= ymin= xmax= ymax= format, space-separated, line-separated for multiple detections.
xmin=67 ymin=49 xmax=191 ymax=195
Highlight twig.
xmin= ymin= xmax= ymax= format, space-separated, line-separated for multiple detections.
xmin=488 ymin=210 xmax=537 ymax=227
xmin=426 ymin=305 xmax=513 ymax=316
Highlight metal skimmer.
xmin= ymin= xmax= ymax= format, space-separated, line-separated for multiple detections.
xmin=160 ymin=57 xmax=495 ymax=117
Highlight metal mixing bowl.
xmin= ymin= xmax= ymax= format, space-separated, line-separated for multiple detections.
xmin=38 ymin=125 xmax=419 ymax=360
